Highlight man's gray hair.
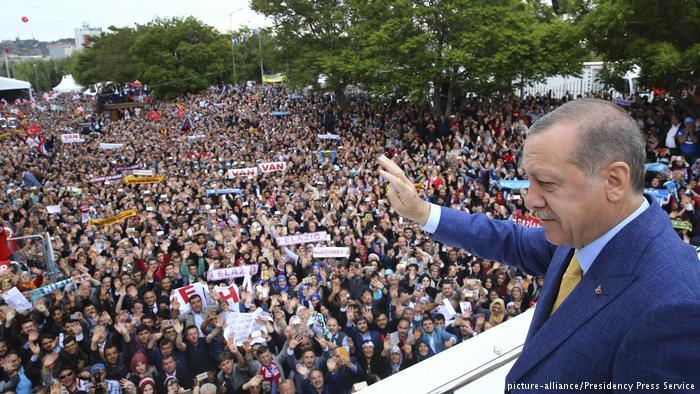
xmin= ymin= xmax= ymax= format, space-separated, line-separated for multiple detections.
xmin=200 ymin=383 xmax=217 ymax=394
xmin=527 ymin=98 xmax=645 ymax=193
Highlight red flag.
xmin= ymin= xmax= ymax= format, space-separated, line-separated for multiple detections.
xmin=27 ymin=123 xmax=41 ymax=137
xmin=149 ymin=110 xmax=161 ymax=122
xmin=0 ymin=227 xmax=17 ymax=263
xmin=177 ymin=108 xmax=185 ymax=119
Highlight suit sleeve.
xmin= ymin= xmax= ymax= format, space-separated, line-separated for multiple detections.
xmin=432 ymin=206 xmax=556 ymax=276
xmin=612 ymin=300 xmax=700 ymax=392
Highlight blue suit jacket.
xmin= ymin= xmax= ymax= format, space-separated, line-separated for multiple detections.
xmin=432 ymin=195 xmax=700 ymax=393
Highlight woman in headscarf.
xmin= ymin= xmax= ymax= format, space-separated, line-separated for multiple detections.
xmin=413 ymin=338 xmax=435 ymax=363
xmin=386 ymin=345 xmax=410 ymax=375
xmin=488 ymin=298 xmax=506 ymax=327
xmin=272 ymin=274 xmax=289 ymax=295
xmin=127 ymin=352 xmax=159 ymax=387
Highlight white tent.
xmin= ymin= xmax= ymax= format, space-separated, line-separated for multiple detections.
xmin=0 ymin=76 xmax=31 ymax=91
xmin=0 ymin=76 xmax=32 ymax=100
xmin=53 ymin=74 xmax=84 ymax=93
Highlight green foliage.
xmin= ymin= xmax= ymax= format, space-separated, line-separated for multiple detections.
xmin=11 ymin=57 xmax=76 ymax=93
xmin=230 ymin=27 xmax=285 ymax=84
xmin=571 ymin=0 xmax=700 ymax=113
xmin=73 ymin=25 xmax=140 ymax=85
xmin=254 ymin=0 xmax=585 ymax=114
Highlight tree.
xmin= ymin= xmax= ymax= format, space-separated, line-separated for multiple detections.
xmin=229 ymin=27 xmax=285 ymax=84
xmin=570 ymin=0 xmax=700 ymax=115
xmin=129 ymin=17 xmax=229 ymax=99
xmin=345 ymin=0 xmax=584 ymax=114
xmin=12 ymin=57 xmax=76 ymax=93
xmin=72 ymin=25 xmax=140 ymax=85
xmin=251 ymin=0 xmax=357 ymax=101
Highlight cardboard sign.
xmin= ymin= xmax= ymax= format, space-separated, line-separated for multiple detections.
xmin=227 ymin=167 xmax=258 ymax=178
xmin=207 ymin=265 xmax=259 ymax=281
xmin=223 ymin=309 xmax=271 ymax=344
xmin=123 ymin=176 xmax=164 ymax=184
xmin=258 ymin=161 xmax=287 ymax=173
xmin=2 ymin=287 xmax=32 ymax=313
xmin=61 ymin=133 xmax=84 ymax=143
xmin=89 ymin=174 xmax=123 ymax=183
xmin=276 ymin=231 xmax=330 ymax=246
xmin=170 ymin=282 xmax=209 ymax=314
xmin=213 ymin=283 xmax=241 ymax=312
xmin=88 ymin=209 xmax=136 ymax=227
xmin=312 ymin=247 xmax=350 ymax=258
xmin=99 ymin=143 xmax=124 ymax=150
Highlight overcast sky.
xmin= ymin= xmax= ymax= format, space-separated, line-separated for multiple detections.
xmin=0 ymin=0 xmax=270 ymax=42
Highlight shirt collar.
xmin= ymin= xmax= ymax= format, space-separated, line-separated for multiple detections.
xmin=576 ymin=198 xmax=649 ymax=274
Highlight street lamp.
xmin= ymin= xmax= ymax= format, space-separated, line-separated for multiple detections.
xmin=229 ymin=7 xmax=245 ymax=85
xmin=32 ymin=63 xmax=38 ymax=92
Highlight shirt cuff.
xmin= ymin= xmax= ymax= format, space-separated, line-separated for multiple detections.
xmin=420 ymin=203 xmax=441 ymax=234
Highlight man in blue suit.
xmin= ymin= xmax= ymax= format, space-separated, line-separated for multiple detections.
xmin=378 ymin=98 xmax=700 ymax=393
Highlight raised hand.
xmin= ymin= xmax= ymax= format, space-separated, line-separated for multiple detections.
xmin=377 ymin=155 xmax=431 ymax=225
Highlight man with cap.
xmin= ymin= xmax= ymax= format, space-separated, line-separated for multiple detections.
xmin=85 ymin=363 xmax=122 ymax=394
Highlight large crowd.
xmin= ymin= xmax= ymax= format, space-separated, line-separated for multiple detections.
xmin=0 ymin=83 xmax=697 ymax=394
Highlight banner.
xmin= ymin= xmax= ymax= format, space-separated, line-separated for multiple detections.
xmin=227 ymin=167 xmax=258 ymax=178
xmin=318 ymin=133 xmax=341 ymax=140
xmin=170 ymin=282 xmax=210 ymax=314
xmin=271 ymin=111 xmax=290 ymax=116
xmin=207 ymin=265 xmax=259 ymax=281
xmin=258 ymin=161 xmax=286 ymax=173
xmin=312 ymin=247 xmax=350 ymax=258
xmin=187 ymin=134 xmax=204 ymax=141
xmin=61 ymin=133 xmax=84 ymax=143
xmin=88 ymin=209 xmax=136 ymax=227
xmin=99 ymin=143 xmax=124 ymax=150
xmin=319 ymin=150 xmax=336 ymax=161
xmin=276 ymin=231 xmax=330 ymax=246
xmin=644 ymin=188 xmax=670 ymax=205
xmin=114 ymin=163 xmax=145 ymax=171
xmin=498 ymin=180 xmax=530 ymax=189
xmin=206 ymin=188 xmax=243 ymax=196
xmin=89 ymin=174 xmax=123 ymax=183
xmin=132 ymin=169 xmax=154 ymax=176
xmin=123 ymin=176 xmax=164 ymax=184
xmin=262 ymin=72 xmax=287 ymax=83
xmin=223 ymin=309 xmax=271 ymax=344
xmin=672 ymin=220 xmax=693 ymax=231
xmin=31 ymin=277 xmax=73 ymax=301
xmin=644 ymin=162 xmax=670 ymax=173
xmin=3 ymin=287 xmax=32 ymax=313
xmin=614 ymin=98 xmax=634 ymax=106
xmin=213 ymin=283 xmax=241 ymax=312
xmin=513 ymin=213 xmax=541 ymax=228
xmin=0 ymin=131 xmax=12 ymax=139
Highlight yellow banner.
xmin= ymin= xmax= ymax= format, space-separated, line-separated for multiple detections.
xmin=262 ymin=73 xmax=287 ymax=83
xmin=0 ymin=132 xmax=12 ymax=140
xmin=89 ymin=209 xmax=136 ymax=227
xmin=123 ymin=176 xmax=164 ymax=184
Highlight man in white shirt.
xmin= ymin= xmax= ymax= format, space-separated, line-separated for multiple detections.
xmin=665 ymin=114 xmax=681 ymax=151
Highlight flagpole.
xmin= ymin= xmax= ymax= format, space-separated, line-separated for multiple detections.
xmin=229 ymin=8 xmax=244 ymax=85
xmin=257 ymin=29 xmax=264 ymax=83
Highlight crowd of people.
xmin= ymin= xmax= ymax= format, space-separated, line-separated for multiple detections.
xmin=0 ymin=82 xmax=696 ymax=394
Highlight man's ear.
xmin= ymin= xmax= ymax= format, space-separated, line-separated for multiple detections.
xmin=603 ymin=161 xmax=631 ymax=202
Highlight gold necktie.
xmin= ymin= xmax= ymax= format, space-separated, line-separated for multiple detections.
xmin=550 ymin=254 xmax=583 ymax=315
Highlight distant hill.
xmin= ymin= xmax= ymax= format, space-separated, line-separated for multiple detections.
xmin=0 ymin=37 xmax=74 ymax=57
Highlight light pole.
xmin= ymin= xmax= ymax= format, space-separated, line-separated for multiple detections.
xmin=229 ymin=7 xmax=245 ymax=85
xmin=32 ymin=63 xmax=38 ymax=92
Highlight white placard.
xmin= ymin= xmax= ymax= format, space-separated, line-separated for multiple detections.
xmin=132 ymin=169 xmax=154 ymax=176
xmin=213 ymin=283 xmax=241 ymax=312
xmin=276 ymin=231 xmax=330 ymax=246
xmin=61 ymin=133 xmax=84 ymax=143
xmin=227 ymin=167 xmax=258 ymax=178
xmin=2 ymin=287 xmax=33 ymax=313
xmin=89 ymin=174 xmax=123 ymax=183
xmin=46 ymin=205 xmax=61 ymax=214
xmin=99 ymin=143 xmax=124 ymax=150
xmin=318 ymin=133 xmax=341 ymax=140
xmin=312 ymin=247 xmax=350 ymax=258
xmin=223 ymin=309 xmax=271 ymax=344
xmin=258 ymin=161 xmax=287 ymax=173
xmin=169 ymin=283 xmax=209 ymax=314
xmin=207 ymin=265 xmax=259 ymax=281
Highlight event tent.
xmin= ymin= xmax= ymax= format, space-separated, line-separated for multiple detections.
xmin=53 ymin=74 xmax=84 ymax=93
xmin=0 ymin=76 xmax=32 ymax=100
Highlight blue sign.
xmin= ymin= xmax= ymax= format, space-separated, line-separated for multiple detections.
xmin=498 ymin=180 xmax=530 ymax=189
